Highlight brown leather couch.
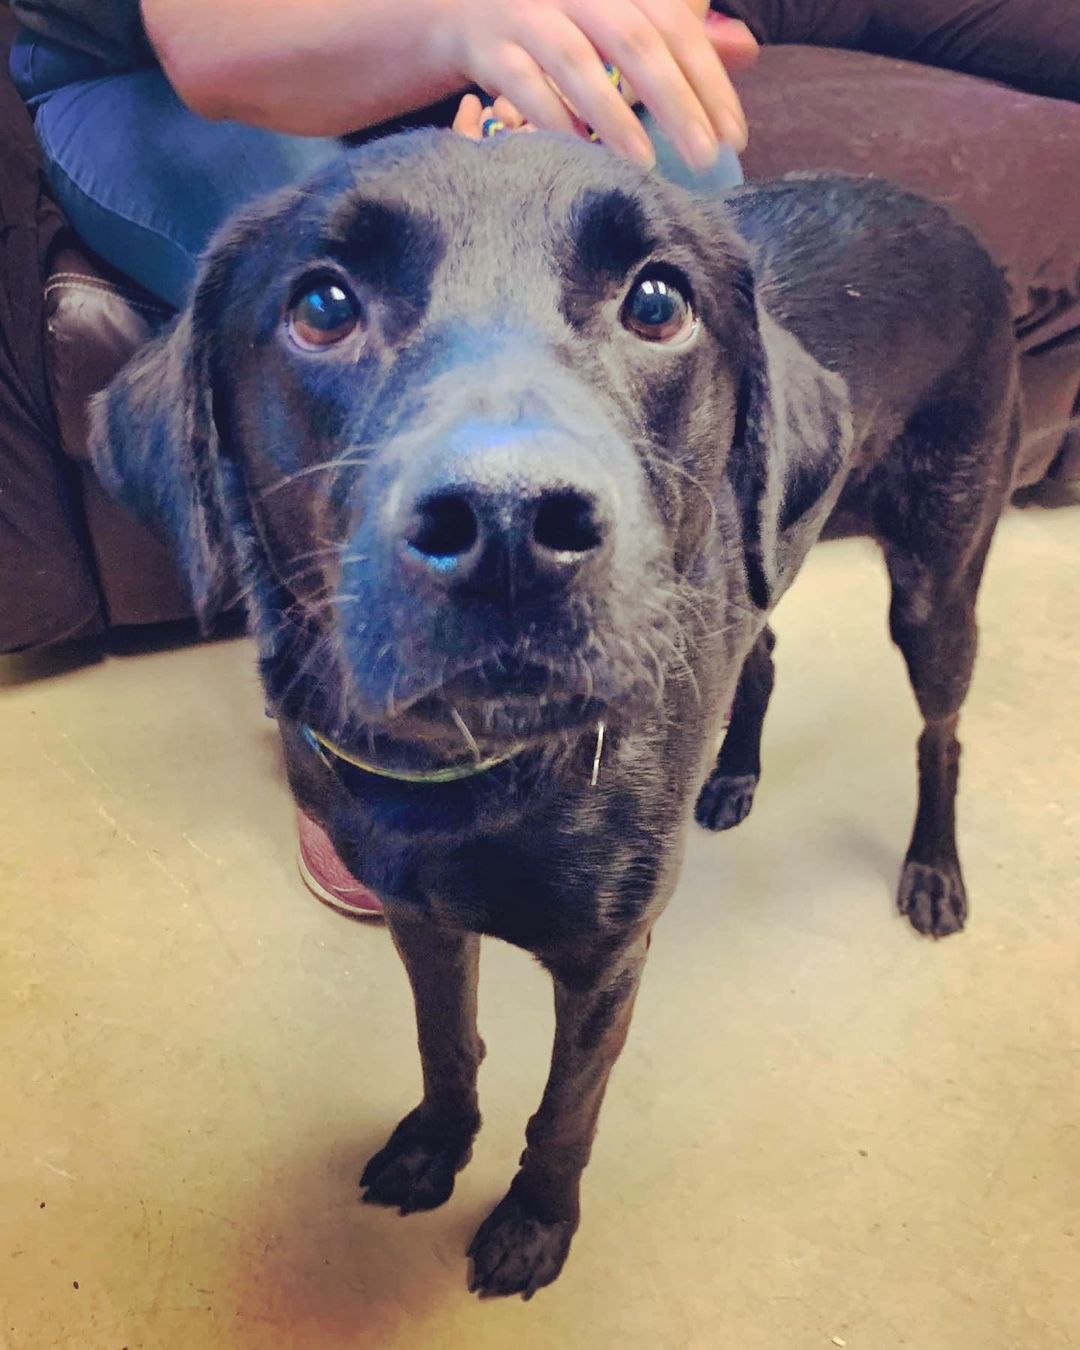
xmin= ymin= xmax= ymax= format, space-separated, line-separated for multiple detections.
xmin=1 ymin=7 xmax=1078 ymax=654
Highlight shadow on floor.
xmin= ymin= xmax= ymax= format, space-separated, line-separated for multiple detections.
xmin=227 ymin=1129 xmax=492 ymax=1343
xmin=0 ymin=612 xmax=248 ymax=689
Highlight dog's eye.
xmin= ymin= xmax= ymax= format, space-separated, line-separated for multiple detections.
xmin=623 ymin=274 xmax=694 ymax=344
xmin=287 ymin=280 xmax=362 ymax=351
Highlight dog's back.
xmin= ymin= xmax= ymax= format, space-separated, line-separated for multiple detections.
xmin=727 ymin=174 xmax=1020 ymax=540
xmin=729 ymin=174 xmax=1016 ymax=428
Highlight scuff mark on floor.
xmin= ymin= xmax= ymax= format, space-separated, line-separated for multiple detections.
xmin=95 ymin=801 xmax=191 ymax=896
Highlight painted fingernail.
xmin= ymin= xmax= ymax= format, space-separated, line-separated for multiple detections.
xmin=720 ymin=108 xmax=749 ymax=151
xmin=683 ymin=121 xmax=719 ymax=170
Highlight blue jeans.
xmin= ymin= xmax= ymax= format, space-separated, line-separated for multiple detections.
xmin=10 ymin=32 xmax=742 ymax=310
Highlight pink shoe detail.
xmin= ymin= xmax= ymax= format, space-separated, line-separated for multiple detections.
xmin=297 ymin=810 xmax=384 ymax=919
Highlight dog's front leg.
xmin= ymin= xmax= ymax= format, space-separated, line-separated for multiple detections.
xmin=696 ymin=623 xmax=777 ymax=832
xmin=361 ymin=915 xmax=483 ymax=1213
xmin=468 ymin=936 xmax=649 ymax=1299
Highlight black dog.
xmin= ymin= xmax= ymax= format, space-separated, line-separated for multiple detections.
xmin=89 ymin=132 xmax=1019 ymax=1299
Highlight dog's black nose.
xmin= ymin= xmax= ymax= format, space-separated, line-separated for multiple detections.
xmin=404 ymin=482 xmax=608 ymax=598
xmin=397 ymin=433 xmax=614 ymax=600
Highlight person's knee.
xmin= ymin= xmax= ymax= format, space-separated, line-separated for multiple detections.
xmin=31 ymin=68 xmax=343 ymax=305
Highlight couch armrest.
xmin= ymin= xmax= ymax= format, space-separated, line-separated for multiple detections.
xmin=44 ymin=246 xmax=171 ymax=462
xmin=0 ymin=31 xmax=105 ymax=653
xmin=43 ymin=245 xmax=198 ymax=625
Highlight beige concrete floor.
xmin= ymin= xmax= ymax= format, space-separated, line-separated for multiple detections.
xmin=2 ymin=498 xmax=1078 ymax=1350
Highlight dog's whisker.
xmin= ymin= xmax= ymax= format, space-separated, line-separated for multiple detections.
xmin=255 ymin=447 xmax=380 ymax=502
xmin=450 ymin=706 xmax=482 ymax=762
xmin=296 ymin=595 xmax=365 ymax=626
xmin=278 ymin=561 xmax=336 ymax=592
xmin=648 ymin=626 xmax=702 ymax=706
xmin=385 ymin=667 xmax=403 ymax=721
xmin=280 ymin=542 xmax=346 ymax=566
xmin=272 ymin=628 xmax=334 ymax=722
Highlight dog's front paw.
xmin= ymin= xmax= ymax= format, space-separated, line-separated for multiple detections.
xmin=898 ymin=859 xmax=968 ymax=938
xmin=695 ymin=771 xmax=758 ymax=832
xmin=467 ymin=1193 xmax=576 ymax=1299
xmin=360 ymin=1106 xmax=478 ymax=1215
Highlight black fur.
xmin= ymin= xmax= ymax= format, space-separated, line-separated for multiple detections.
xmin=89 ymin=131 xmax=1020 ymax=1298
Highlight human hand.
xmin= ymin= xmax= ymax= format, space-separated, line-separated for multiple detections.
xmin=434 ymin=0 xmax=758 ymax=170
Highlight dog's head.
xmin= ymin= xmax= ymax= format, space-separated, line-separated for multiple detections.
xmin=90 ymin=132 xmax=844 ymax=769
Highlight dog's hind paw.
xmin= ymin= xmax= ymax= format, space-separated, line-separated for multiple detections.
xmin=360 ymin=1106 xmax=478 ymax=1215
xmin=467 ymin=1193 xmax=576 ymax=1300
xmin=897 ymin=859 xmax=968 ymax=938
xmin=695 ymin=771 xmax=758 ymax=832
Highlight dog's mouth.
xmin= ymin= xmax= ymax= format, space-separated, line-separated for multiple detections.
xmin=418 ymin=660 xmax=605 ymax=733
xmin=309 ymin=657 xmax=611 ymax=783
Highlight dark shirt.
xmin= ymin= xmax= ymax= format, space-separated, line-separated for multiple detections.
xmin=720 ymin=0 xmax=1080 ymax=102
xmin=11 ymin=0 xmax=153 ymax=68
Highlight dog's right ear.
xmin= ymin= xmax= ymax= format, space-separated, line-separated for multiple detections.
xmin=88 ymin=267 xmax=235 ymax=630
xmin=728 ymin=305 xmax=853 ymax=612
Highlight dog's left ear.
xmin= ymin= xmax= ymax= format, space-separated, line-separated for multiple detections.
xmin=727 ymin=298 xmax=852 ymax=612
xmin=88 ymin=259 xmax=235 ymax=630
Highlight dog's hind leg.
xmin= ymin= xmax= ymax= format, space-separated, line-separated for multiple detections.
xmin=468 ymin=938 xmax=649 ymax=1299
xmin=885 ymin=532 xmax=996 ymax=939
xmin=361 ymin=917 xmax=483 ymax=1213
xmin=695 ymin=624 xmax=776 ymax=831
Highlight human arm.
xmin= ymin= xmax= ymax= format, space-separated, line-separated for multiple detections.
xmin=142 ymin=0 xmax=753 ymax=166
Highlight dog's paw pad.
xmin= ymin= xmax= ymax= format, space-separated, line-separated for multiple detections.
xmin=897 ymin=859 xmax=968 ymax=938
xmin=360 ymin=1109 xmax=476 ymax=1215
xmin=695 ymin=772 xmax=758 ymax=832
xmin=467 ymin=1195 xmax=575 ymax=1299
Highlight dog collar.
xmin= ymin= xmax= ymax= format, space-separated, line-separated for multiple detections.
xmin=301 ymin=724 xmax=529 ymax=784
xmin=300 ymin=720 xmax=607 ymax=787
